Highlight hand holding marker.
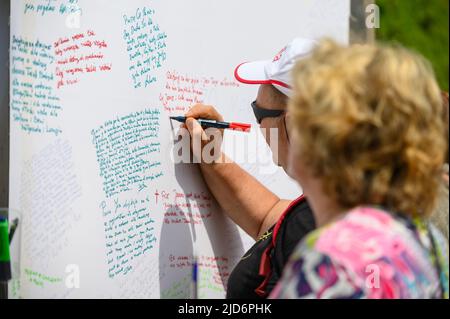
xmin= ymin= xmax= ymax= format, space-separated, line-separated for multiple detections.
xmin=171 ymin=115 xmax=250 ymax=299
xmin=170 ymin=116 xmax=251 ymax=132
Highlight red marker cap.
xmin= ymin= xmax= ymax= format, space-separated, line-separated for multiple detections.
xmin=229 ymin=122 xmax=251 ymax=132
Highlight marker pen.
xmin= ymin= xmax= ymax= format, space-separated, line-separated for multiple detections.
xmin=191 ymin=255 xmax=198 ymax=299
xmin=170 ymin=116 xmax=251 ymax=132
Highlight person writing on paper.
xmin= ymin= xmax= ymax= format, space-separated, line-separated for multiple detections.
xmin=182 ymin=38 xmax=317 ymax=299
xmin=270 ymin=40 xmax=449 ymax=299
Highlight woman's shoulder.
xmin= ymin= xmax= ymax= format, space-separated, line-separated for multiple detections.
xmin=313 ymin=206 xmax=410 ymax=250
xmin=307 ymin=207 xmax=442 ymax=263
xmin=305 ymin=206 xmax=447 ymax=267
xmin=292 ymin=207 xmax=402 ymax=254
xmin=273 ymin=206 xmax=449 ymax=299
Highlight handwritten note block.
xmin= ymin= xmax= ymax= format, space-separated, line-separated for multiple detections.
xmin=100 ymin=197 xmax=157 ymax=278
xmin=20 ymin=139 xmax=82 ymax=269
xmin=123 ymin=7 xmax=168 ymax=88
xmin=161 ymin=254 xmax=231 ymax=298
xmin=157 ymin=189 xmax=213 ymax=225
xmin=198 ymin=256 xmax=231 ymax=297
xmin=24 ymin=268 xmax=63 ymax=288
xmin=11 ymin=35 xmax=63 ymax=136
xmin=54 ymin=30 xmax=112 ymax=89
xmin=24 ymin=0 xmax=81 ymax=16
xmin=160 ymin=70 xmax=240 ymax=114
xmin=91 ymin=109 xmax=163 ymax=198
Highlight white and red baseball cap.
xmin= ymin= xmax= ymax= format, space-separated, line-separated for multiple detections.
xmin=234 ymin=38 xmax=318 ymax=97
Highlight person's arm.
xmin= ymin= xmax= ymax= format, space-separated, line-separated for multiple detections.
xmin=184 ymin=104 xmax=290 ymax=240
xmin=200 ymin=152 xmax=291 ymax=240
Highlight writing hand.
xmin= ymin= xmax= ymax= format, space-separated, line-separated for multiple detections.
xmin=184 ymin=104 xmax=225 ymax=163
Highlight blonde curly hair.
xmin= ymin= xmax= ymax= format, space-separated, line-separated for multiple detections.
xmin=289 ymin=39 xmax=446 ymax=217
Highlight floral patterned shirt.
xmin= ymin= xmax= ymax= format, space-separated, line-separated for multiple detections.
xmin=270 ymin=206 xmax=449 ymax=299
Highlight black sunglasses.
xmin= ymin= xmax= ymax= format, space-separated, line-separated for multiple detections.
xmin=251 ymin=100 xmax=285 ymax=124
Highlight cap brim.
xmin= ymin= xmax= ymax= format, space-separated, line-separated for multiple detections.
xmin=234 ymin=60 xmax=272 ymax=85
